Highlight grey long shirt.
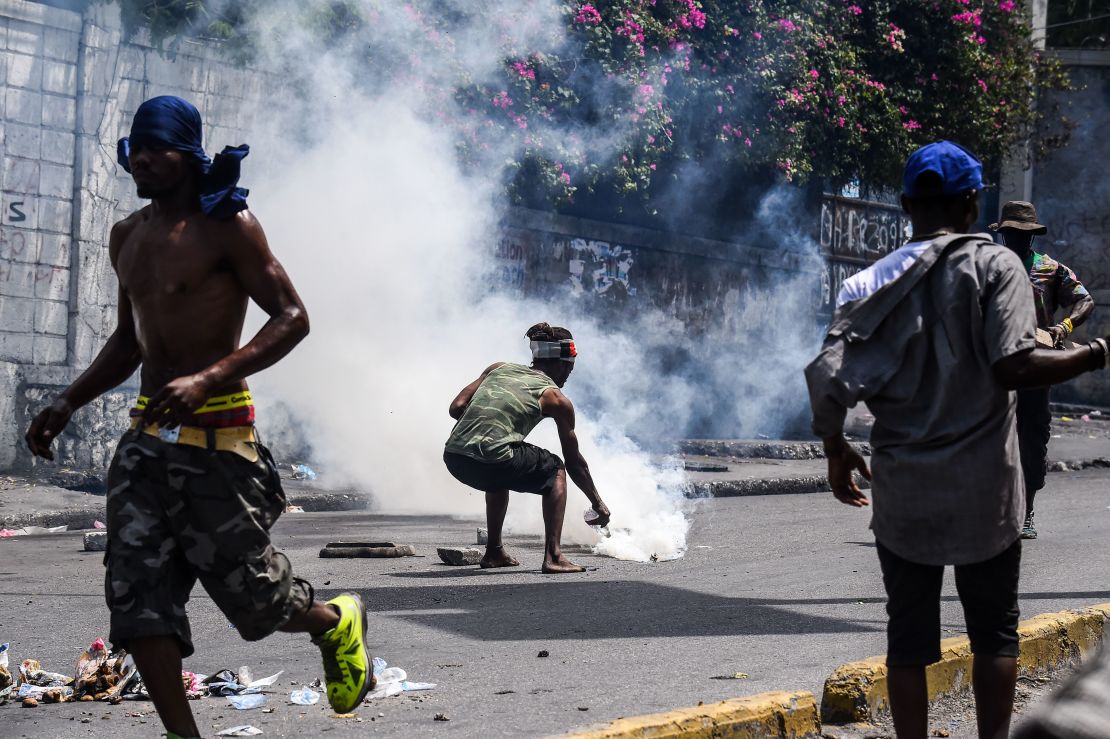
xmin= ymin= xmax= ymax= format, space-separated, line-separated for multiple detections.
xmin=805 ymin=233 xmax=1036 ymax=566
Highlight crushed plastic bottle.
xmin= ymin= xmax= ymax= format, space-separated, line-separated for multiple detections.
xmin=377 ymin=667 xmax=407 ymax=684
xmin=372 ymin=656 xmax=387 ymax=676
xmin=227 ymin=694 xmax=267 ymax=710
xmin=401 ymin=681 xmax=436 ymax=692
xmin=365 ymin=681 xmax=403 ymax=700
xmin=289 ymin=686 xmax=320 ymax=705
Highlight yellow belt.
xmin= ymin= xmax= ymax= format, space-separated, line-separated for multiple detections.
xmin=129 ymin=419 xmax=260 ymax=463
xmin=134 ymin=390 xmax=254 ymax=414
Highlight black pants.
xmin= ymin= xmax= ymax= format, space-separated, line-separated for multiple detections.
xmin=877 ymin=539 xmax=1022 ymax=666
xmin=1016 ymin=386 xmax=1052 ymax=515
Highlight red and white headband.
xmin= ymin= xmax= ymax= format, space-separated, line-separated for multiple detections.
xmin=530 ymin=339 xmax=577 ymax=362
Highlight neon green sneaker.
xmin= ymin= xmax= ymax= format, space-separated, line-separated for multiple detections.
xmin=312 ymin=593 xmax=375 ymax=713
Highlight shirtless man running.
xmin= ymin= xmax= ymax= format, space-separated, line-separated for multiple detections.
xmin=444 ymin=322 xmax=611 ymax=573
xmin=24 ymin=96 xmax=372 ymax=738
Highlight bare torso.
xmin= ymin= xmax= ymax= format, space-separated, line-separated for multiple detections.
xmin=113 ymin=206 xmax=249 ymax=397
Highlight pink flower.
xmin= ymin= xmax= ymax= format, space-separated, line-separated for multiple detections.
xmin=492 ymin=91 xmax=513 ymax=109
xmin=999 ymin=0 xmax=1016 ymax=11
xmin=560 ymin=171 xmax=571 ymax=185
xmin=903 ymin=120 xmax=921 ymax=130
xmin=744 ymin=137 xmax=752 ymax=147
xmin=511 ymin=61 xmax=536 ymax=80
xmin=574 ymin=3 xmax=602 ymax=25
xmin=847 ymin=5 xmax=863 ymax=15
xmin=649 ymin=163 xmax=657 ymax=170
xmin=951 ymin=10 xmax=982 ymax=27
xmin=978 ymin=78 xmax=989 ymax=93
xmin=716 ymin=105 xmax=723 ymax=114
xmin=777 ymin=19 xmax=797 ymax=32
xmin=837 ymin=116 xmax=846 ymax=127
xmin=753 ymin=31 xmax=763 ymax=40
xmin=638 ymin=84 xmax=655 ymax=97
xmin=809 ymin=69 xmax=819 ymax=80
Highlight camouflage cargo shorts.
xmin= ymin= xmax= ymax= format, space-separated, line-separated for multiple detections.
xmin=105 ymin=429 xmax=313 ymax=657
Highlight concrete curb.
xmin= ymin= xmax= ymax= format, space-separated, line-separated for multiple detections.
xmin=559 ymin=691 xmax=821 ymax=739
xmin=821 ymin=602 xmax=1110 ymax=723
xmin=0 ymin=489 xmax=371 ymax=530
xmin=686 ymin=476 xmax=869 ymax=499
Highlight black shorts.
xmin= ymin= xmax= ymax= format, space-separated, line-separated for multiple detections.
xmin=877 ymin=538 xmax=1021 ymax=666
xmin=443 ymin=444 xmax=564 ymax=495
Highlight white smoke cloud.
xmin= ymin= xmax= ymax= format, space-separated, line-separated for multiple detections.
xmin=236 ymin=0 xmax=698 ymax=562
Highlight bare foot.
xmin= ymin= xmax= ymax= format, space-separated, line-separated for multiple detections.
xmin=541 ymin=555 xmax=586 ymax=574
xmin=480 ymin=546 xmax=520 ymax=569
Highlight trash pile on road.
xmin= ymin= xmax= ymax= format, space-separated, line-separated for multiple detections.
xmin=0 ymin=638 xmax=435 ymax=713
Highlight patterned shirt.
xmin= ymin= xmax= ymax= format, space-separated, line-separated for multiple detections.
xmin=1026 ymin=252 xmax=1089 ymax=329
xmin=445 ymin=363 xmax=557 ymax=462
xmin=807 ymin=234 xmax=1036 ymax=566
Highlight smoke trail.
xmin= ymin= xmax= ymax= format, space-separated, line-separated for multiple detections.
xmin=223 ymin=0 xmax=694 ymax=562
xmin=221 ymin=1 xmax=823 ymax=562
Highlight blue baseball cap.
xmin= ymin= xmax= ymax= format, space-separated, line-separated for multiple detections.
xmin=902 ymin=141 xmax=983 ymax=197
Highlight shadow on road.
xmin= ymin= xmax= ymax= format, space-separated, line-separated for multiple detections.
xmin=315 ymin=579 xmax=882 ymax=641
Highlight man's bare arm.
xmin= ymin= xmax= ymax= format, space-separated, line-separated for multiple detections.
xmin=1046 ymin=295 xmax=1095 ymax=345
xmin=449 ymin=363 xmax=503 ymax=419
xmin=992 ymin=345 xmax=1104 ymax=390
xmin=26 ymin=222 xmax=142 ymax=459
xmin=542 ymin=390 xmax=610 ymax=525
xmin=142 ymin=212 xmax=309 ymax=424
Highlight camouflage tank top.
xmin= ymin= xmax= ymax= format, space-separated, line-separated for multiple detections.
xmin=445 ymin=363 xmax=558 ymax=462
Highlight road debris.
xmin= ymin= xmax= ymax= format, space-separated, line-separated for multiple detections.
xmin=538 ymin=650 xmax=549 ymax=658
xmin=321 ymin=542 xmax=416 ymax=558
xmin=290 ymin=686 xmax=320 ymax=705
xmin=434 ymin=713 xmax=450 ymax=721
xmin=710 ymin=672 xmax=750 ymax=680
xmin=0 ymin=643 xmax=11 ymax=704
xmin=1 ymin=525 xmax=67 ymax=537
xmin=227 ymin=694 xmax=267 ymax=710
xmin=477 ymin=527 xmax=488 ymax=545
xmin=217 ymin=726 xmax=263 ymax=737
xmin=83 ymin=531 xmax=107 ymax=552
xmin=363 ymin=657 xmax=436 ymax=700
xmin=437 ymin=547 xmax=482 ymax=565
xmin=291 ymin=463 xmax=317 ymax=480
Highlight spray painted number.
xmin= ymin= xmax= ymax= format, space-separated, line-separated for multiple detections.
xmin=0 ymin=228 xmax=29 ymax=261
xmin=820 ymin=198 xmax=909 ymax=263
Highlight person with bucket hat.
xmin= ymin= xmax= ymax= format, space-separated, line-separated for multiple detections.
xmin=808 ymin=141 xmax=1110 ymax=739
xmin=992 ymin=201 xmax=1095 ymax=540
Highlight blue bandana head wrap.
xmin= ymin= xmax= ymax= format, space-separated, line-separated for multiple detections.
xmin=117 ymin=95 xmax=250 ymax=220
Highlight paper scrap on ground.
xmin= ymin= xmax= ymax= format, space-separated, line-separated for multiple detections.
xmin=217 ymin=726 xmax=263 ymax=737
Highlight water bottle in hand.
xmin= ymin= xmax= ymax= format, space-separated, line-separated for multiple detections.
xmin=584 ymin=507 xmax=610 ymax=537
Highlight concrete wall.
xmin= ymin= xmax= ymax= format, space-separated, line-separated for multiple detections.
xmin=0 ymin=0 xmax=265 ymax=469
xmin=1032 ymin=53 xmax=1110 ymax=405
xmin=500 ymin=208 xmax=825 ymax=335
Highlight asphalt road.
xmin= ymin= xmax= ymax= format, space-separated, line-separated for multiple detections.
xmin=2 ymin=469 xmax=1109 ymax=738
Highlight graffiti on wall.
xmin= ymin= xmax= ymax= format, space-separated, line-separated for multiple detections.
xmin=818 ymin=195 xmax=908 ymax=313
xmin=819 ymin=195 xmax=910 ymax=264
xmin=493 ymin=228 xmax=638 ymax=301
xmin=561 ymin=238 xmax=636 ymax=298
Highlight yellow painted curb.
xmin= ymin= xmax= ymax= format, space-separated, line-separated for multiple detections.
xmin=559 ymin=690 xmax=821 ymax=739
xmin=821 ymin=602 xmax=1110 ymax=723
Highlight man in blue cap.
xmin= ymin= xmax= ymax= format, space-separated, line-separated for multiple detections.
xmin=24 ymin=96 xmax=375 ymax=737
xmin=808 ymin=141 xmax=1110 ymax=738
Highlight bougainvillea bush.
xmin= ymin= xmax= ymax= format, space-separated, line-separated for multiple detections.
xmin=114 ymin=0 xmax=1070 ymax=211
